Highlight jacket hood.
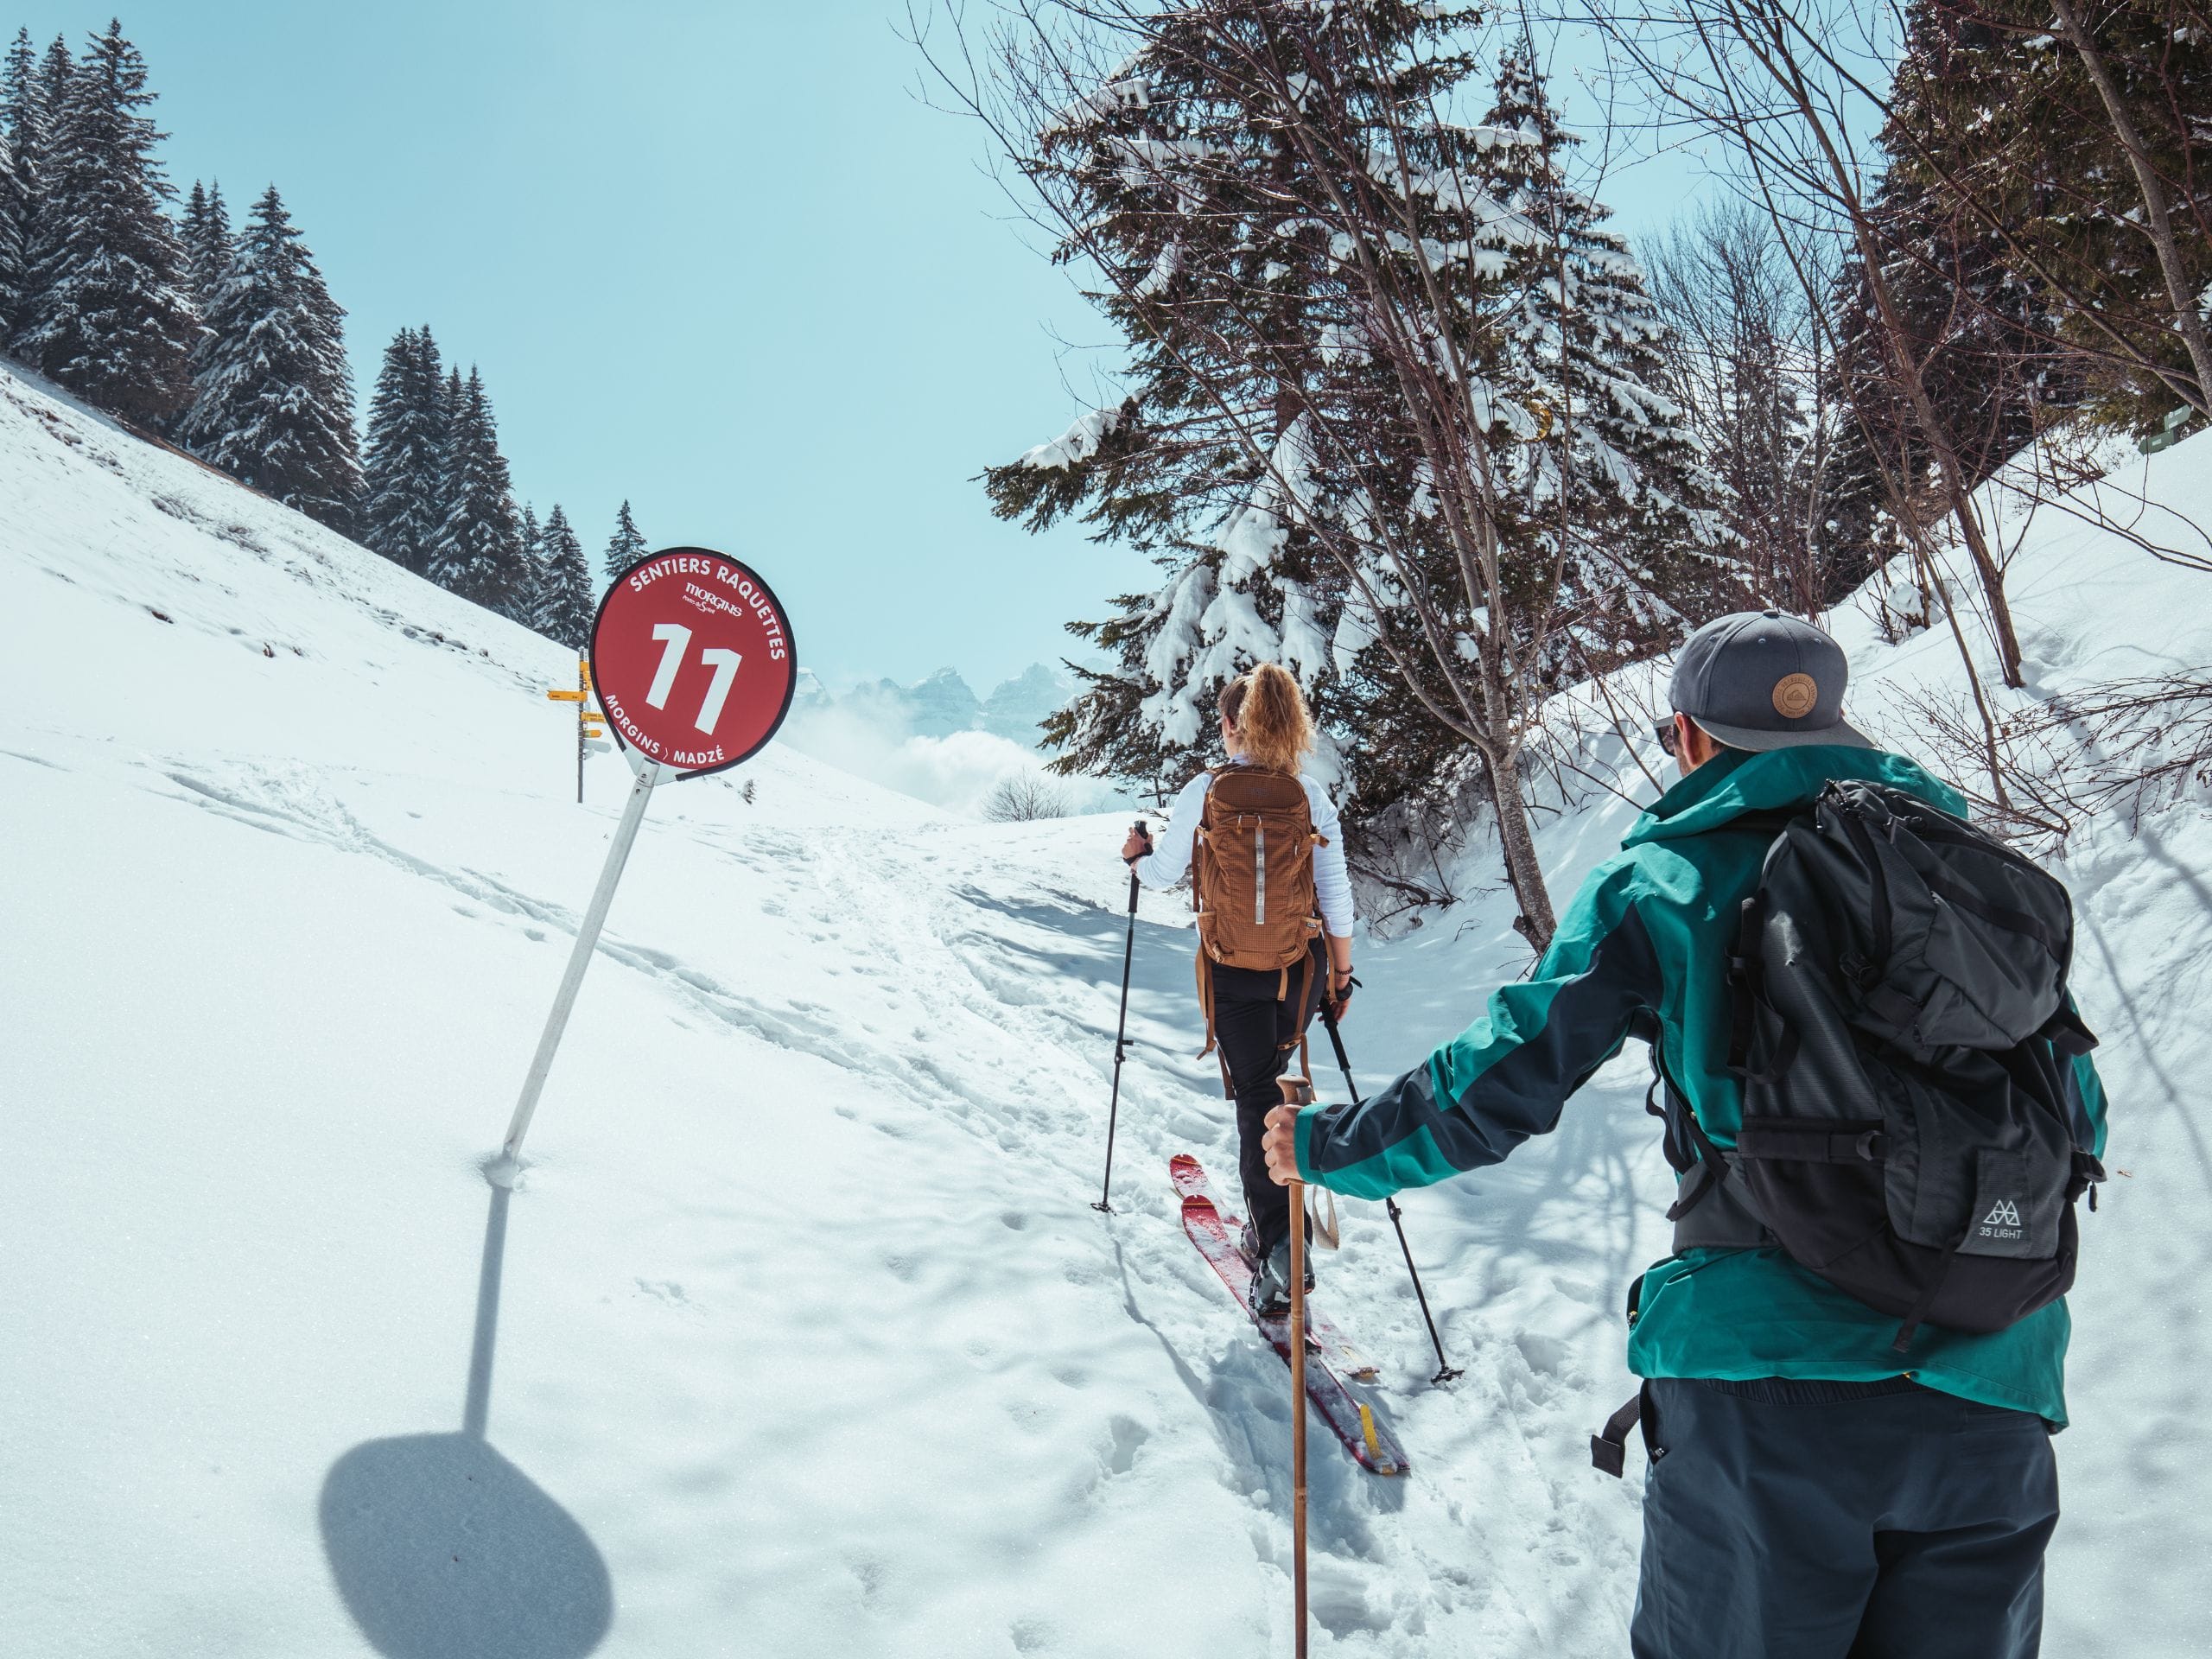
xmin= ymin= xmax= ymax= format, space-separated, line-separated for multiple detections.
xmin=1622 ymin=743 xmax=1969 ymax=848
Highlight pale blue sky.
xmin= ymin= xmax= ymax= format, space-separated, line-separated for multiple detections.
xmin=16 ymin=3 xmax=1702 ymax=690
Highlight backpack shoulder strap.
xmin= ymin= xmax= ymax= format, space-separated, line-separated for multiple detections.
xmin=1701 ymin=808 xmax=1800 ymax=839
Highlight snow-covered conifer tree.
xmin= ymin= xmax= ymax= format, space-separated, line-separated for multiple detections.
xmin=517 ymin=501 xmax=544 ymax=622
xmin=361 ymin=325 xmax=450 ymax=574
xmin=1 ymin=31 xmax=51 ymax=351
xmin=989 ymin=10 xmax=1708 ymax=911
xmin=36 ymin=31 xmax=68 ymax=108
xmin=178 ymin=185 xmax=360 ymax=530
xmin=174 ymin=178 xmax=231 ymax=436
xmin=531 ymin=504 xmax=595 ymax=649
xmin=1481 ymin=49 xmax=1722 ymax=667
xmin=429 ymin=366 xmax=526 ymax=613
xmin=0 ymin=131 xmax=21 ymax=338
xmin=988 ymin=10 xmax=1523 ymax=807
xmin=2 ymin=29 xmax=41 ymax=168
xmin=605 ymin=499 xmax=646 ymax=575
xmin=16 ymin=23 xmax=196 ymax=425
xmin=178 ymin=180 xmax=229 ymax=315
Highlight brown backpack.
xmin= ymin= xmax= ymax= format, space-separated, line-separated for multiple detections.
xmin=1192 ymin=766 xmax=1325 ymax=1060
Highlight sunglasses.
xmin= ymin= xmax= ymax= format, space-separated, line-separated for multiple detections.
xmin=1653 ymin=715 xmax=1679 ymax=757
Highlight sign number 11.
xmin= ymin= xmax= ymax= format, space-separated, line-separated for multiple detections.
xmin=645 ymin=623 xmax=743 ymax=734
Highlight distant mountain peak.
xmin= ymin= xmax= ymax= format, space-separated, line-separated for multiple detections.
xmin=800 ymin=663 xmax=1074 ymax=749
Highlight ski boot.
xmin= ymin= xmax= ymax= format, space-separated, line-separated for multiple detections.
xmin=1249 ymin=1235 xmax=1315 ymax=1317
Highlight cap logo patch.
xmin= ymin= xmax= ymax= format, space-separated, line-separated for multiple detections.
xmin=1772 ymin=672 xmax=1820 ymax=719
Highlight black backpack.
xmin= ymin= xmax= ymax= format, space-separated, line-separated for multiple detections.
xmin=1688 ymin=779 xmax=2106 ymax=1353
xmin=1592 ymin=779 xmax=2107 ymax=1475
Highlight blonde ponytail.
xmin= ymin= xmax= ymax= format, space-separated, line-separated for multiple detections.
xmin=1218 ymin=664 xmax=1314 ymax=774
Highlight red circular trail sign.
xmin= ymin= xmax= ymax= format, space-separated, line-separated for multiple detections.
xmin=590 ymin=548 xmax=798 ymax=779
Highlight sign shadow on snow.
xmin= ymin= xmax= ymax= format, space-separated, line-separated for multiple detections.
xmin=319 ymin=1175 xmax=613 ymax=1659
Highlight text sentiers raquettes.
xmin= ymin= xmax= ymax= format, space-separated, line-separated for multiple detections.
xmin=626 ymin=556 xmax=789 ymax=659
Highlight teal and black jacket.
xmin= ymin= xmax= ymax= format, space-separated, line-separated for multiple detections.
xmin=1294 ymin=743 xmax=2110 ymax=1424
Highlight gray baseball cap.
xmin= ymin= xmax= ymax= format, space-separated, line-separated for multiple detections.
xmin=1668 ymin=609 xmax=1871 ymax=752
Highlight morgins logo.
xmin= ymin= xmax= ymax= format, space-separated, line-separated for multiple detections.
xmin=1979 ymin=1198 xmax=2024 ymax=1240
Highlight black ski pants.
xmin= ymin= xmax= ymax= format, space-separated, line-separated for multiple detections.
xmin=1211 ymin=938 xmax=1327 ymax=1259
xmin=1631 ymin=1376 xmax=2059 ymax=1659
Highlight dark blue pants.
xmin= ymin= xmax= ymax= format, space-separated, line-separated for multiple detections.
xmin=1631 ymin=1376 xmax=2059 ymax=1659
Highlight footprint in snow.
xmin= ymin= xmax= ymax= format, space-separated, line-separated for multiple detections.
xmin=632 ymin=1278 xmax=699 ymax=1315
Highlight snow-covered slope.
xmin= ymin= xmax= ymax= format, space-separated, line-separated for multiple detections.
xmin=3 ymin=359 xmax=2207 ymax=1657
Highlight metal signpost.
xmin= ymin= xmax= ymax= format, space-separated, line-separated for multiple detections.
xmin=493 ymin=547 xmax=798 ymax=1179
xmin=544 ymin=658 xmax=607 ymax=803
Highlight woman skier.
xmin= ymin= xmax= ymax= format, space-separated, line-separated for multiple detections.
xmin=1120 ymin=664 xmax=1355 ymax=1313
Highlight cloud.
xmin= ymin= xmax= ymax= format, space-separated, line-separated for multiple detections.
xmin=778 ymin=702 xmax=1125 ymax=819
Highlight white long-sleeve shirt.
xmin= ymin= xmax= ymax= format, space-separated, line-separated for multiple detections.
xmin=1134 ymin=766 xmax=1355 ymax=938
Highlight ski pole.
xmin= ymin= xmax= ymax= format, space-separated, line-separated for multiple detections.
xmin=1289 ymin=1171 xmax=1310 ymax=1658
xmin=1319 ymin=1000 xmax=1463 ymax=1385
xmin=1093 ymin=825 xmax=1146 ymax=1213
xmin=1281 ymin=1070 xmax=1314 ymax=1659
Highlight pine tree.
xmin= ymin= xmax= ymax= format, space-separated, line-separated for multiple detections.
xmin=531 ymin=503 xmax=595 ymax=649
xmin=2 ymin=29 xmax=41 ymax=168
xmin=361 ymin=325 xmax=450 ymax=573
xmin=38 ymin=32 xmax=69 ymax=110
xmin=1859 ymin=0 xmax=2207 ymax=434
xmin=16 ymin=22 xmax=196 ymax=425
xmin=989 ymin=8 xmax=1524 ymax=807
xmin=995 ymin=16 xmax=1707 ymax=849
xmin=175 ymin=178 xmax=230 ymax=435
xmin=442 ymin=364 xmax=462 ymax=442
xmin=517 ymin=501 xmax=544 ymax=623
xmin=605 ymin=499 xmax=646 ymax=576
xmin=1481 ymin=49 xmax=1724 ymax=666
xmin=178 ymin=179 xmax=229 ymax=313
xmin=0 ymin=32 xmax=32 ymax=334
xmin=178 ymin=184 xmax=361 ymax=529
xmin=2 ymin=30 xmax=53 ymax=352
xmin=430 ymin=366 xmax=526 ymax=613
xmin=0 ymin=128 xmax=21 ymax=338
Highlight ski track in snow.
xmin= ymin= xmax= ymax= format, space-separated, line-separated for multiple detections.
xmin=3 ymin=361 xmax=2209 ymax=1656
xmin=85 ymin=734 xmax=1655 ymax=1650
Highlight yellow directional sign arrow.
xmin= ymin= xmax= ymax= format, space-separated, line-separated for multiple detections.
xmin=547 ymin=690 xmax=587 ymax=702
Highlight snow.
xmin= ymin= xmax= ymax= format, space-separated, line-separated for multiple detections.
xmin=3 ymin=354 xmax=2211 ymax=1656
xmin=1017 ymin=404 xmax=1122 ymax=471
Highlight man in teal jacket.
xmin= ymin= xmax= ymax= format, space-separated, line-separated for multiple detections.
xmin=1262 ymin=611 xmax=2107 ymax=1659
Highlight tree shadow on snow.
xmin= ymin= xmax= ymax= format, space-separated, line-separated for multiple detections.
xmin=319 ymin=1176 xmax=613 ymax=1659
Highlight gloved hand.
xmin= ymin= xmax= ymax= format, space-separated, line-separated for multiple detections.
xmin=1325 ymin=969 xmax=1359 ymax=1024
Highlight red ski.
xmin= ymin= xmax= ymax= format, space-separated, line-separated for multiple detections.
xmin=1170 ymin=1154 xmax=1409 ymax=1478
xmin=1169 ymin=1154 xmax=1377 ymax=1379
